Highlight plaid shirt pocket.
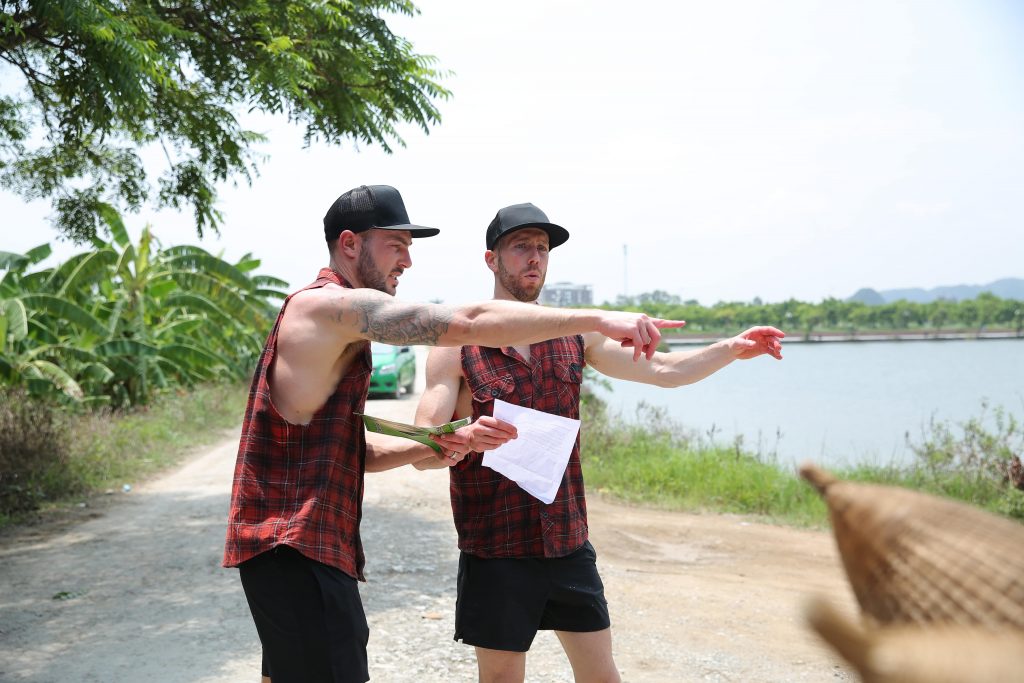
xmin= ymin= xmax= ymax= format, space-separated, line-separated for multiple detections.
xmin=469 ymin=372 xmax=515 ymax=404
xmin=551 ymin=360 xmax=583 ymax=414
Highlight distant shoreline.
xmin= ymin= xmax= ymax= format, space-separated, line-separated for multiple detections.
xmin=665 ymin=329 xmax=1024 ymax=345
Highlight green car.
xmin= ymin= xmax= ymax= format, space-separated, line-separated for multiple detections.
xmin=369 ymin=342 xmax=416 ymax=398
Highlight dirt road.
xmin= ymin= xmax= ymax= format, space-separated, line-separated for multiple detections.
xmin=0 ymin=372 xmax=858 ymax=682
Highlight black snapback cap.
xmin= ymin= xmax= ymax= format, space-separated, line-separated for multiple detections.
xmin=324 ymin=185 xmax=439 ymax=241
xmin=485 ymin=203 xmax=569 ymax=250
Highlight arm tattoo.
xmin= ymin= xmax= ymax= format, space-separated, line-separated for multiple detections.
xmin=352 ymin=298 xmax=454 ymax=346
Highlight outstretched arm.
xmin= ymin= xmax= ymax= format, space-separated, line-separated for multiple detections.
xmin=585 ymin=326 xmax=785 ymax=387
xmin=319 ymin=287 xmax=684 ymax=359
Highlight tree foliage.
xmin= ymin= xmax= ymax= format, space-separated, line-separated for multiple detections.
xmin=0 ymin=0 xmax=449 ymax=241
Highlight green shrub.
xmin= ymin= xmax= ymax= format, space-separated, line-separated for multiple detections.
xmin=905 ymin=401 xmax=1024 ymax=519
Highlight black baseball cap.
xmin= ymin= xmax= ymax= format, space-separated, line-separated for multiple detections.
xmin=323 ymin=185 xmax=439 ymax=241
xmin=485 ymin=203 xmax=569 ymax=250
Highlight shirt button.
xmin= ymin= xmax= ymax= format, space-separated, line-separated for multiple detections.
xmin=570 ymin=363 xmax=580 ymax=373
xmin=491 ymin=387 xmax=500 ymax=397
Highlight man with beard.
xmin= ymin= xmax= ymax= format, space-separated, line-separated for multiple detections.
xmin=223 ymin=186 xmax=684 ymax=683
xmin=413 ymin=202 xmax=785 ymax=683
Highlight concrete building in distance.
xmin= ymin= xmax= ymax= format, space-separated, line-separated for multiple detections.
xmin=539 ymin=281 xmax=593 ymax=307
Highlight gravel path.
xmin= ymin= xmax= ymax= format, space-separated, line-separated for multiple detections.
xmin=0 ymin=371 xmax=859 ymax=682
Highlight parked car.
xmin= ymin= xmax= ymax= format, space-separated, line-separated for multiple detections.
xmin=369 ymin=342 xmax=416 ymax=399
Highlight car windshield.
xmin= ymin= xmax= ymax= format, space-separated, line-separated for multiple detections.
xmin=370 ymin=341 xmax=396 ymax=355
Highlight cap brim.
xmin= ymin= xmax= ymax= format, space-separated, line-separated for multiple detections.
xmin=491 ymin=222 xmax=570 ymax=250
xmin=374 ymin=224 xmax=440 ymax=238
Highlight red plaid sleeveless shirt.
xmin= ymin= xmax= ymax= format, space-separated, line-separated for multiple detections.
xmin=223 ymin=269 xmax=371 ymax=580
xmin=453 ymin=336 xmax=588 ymax=558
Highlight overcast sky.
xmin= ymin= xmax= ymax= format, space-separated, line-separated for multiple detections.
xmin=2 ymin=0 xmax=1022 ymax=306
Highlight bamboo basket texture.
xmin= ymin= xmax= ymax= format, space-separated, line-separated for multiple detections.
xmin=799 ymin=463 xmax=1024 ymax=628
xmin=805 ymin=597 xmax=1024 ymax=683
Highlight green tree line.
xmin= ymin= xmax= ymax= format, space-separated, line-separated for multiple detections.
xmin=0 ymin=216 xmax=285 ymax=407
xmin=602 ymin=291 xmax=1024 ymax=338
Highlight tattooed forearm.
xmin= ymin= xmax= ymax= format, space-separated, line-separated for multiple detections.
xmin=352 ymin=298 xmax=454 ymax=346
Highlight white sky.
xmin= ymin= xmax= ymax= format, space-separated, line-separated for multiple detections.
xmin=1 ymin=0 xmax=1022 ymax=306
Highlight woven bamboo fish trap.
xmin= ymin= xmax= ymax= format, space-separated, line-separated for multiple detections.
xmin=799 ymin=462 xmax=1024 ymax=628
xmin=805 ymin=596 xmax=1024 ymax=683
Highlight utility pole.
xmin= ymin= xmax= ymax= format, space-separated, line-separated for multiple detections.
xmin=623 ymin=244 xmax=628 ymax=299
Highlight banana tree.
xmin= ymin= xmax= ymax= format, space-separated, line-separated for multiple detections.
xmin=1 ymin=214 xmax=286 ymax=406
xmin=1 ymin=244 xmax=89 ymax=399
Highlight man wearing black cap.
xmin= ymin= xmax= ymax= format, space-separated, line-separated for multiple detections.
xmin=414 ymin=202 xmax=785 ymax=683
xmin=223 ymin=186 xmax=685 ymax=683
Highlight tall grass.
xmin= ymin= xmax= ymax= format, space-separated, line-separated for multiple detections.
xmin=0 ymin=388 xmax=71 ymax=517
xmin=579 ymin=393 xmax=1024 ymax=527
xmin=64 ymin=383 xmax=248 ymax=489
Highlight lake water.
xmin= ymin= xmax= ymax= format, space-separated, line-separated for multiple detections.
xmin=592 ymin=339 xmax=1024 ymax=468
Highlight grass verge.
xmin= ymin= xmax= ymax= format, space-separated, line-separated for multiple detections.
xmin=579 ymin=398 xmax=1024 ymax=527
xmin=0 ymin=383 xmax=247 ymax=528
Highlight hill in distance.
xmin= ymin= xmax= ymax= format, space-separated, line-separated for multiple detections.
xmin=848 ymin=278 xmax=1024 ymax=305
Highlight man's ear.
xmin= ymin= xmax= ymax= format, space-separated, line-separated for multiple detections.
xmin=484 ymin=249 xmax=499 ymax=274
xmin=338 ymin=230 xmax=361 ymax=259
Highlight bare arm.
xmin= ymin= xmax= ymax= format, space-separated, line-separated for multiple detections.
xmin=364 ymin=431 xmax=437 ymax=473
xmin=412 ymin=346 xmax=465 ymax=470
xmin=322 ymin=287 xmax=684 ymax=358
xmin=585 ymin=326 xmax=786 ymax=387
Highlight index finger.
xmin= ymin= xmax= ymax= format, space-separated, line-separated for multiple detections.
xmin=654 ymin=319 xmax=687 ymax=329
xmin=749 ymin=325 xmax=785 ymax=338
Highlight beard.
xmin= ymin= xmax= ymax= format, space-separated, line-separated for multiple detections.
xmin=357 ymin=245 xmax=395 ymax=295
xmin=497 ymin=256 xmax=545 ymax=302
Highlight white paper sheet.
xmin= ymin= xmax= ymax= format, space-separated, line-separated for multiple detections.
xmin=482 ymin=399 xmax=581 ymax=504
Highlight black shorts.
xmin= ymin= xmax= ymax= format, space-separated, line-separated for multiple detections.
xmin=454 ymin=540 xmax=611 ymax=652
xmin=238 ymin=545 xmax=369 ymax=683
